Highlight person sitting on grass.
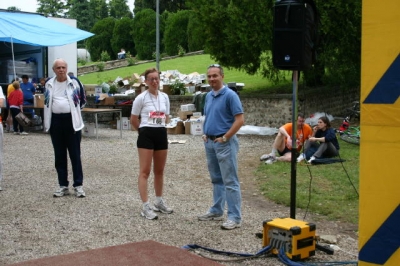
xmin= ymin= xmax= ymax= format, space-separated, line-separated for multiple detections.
xmin=260 ymin=113 xmax=312 ymax=164
xmin=304 ymin=116 xmax=340 ymax=164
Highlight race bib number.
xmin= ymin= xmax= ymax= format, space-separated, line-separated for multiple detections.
xmin=148 ymin=111 xmax=166 ymax=126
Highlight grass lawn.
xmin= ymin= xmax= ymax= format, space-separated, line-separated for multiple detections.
xmin=256 ymin=138 xmax=360 ymax=224
xmin=78 ymin=54 xmax=292 ymax=95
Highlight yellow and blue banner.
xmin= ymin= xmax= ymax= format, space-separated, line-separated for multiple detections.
xmin=359 ymin=0 xmax=400 ymax=265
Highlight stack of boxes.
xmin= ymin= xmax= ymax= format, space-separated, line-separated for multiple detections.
xmin=167 ymin=104 xmax=204 ymax=135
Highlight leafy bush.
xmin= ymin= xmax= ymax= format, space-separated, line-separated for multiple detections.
xmin=170 ymin=80 xmax=186 ymax=95
xmin=100 ymin=51 xmax=111 ymax=62
xmin=177 ymin=45 xmax=186 ymax=57
xmin=97 ymin=62 xmax=105 ymax=72
xmin=126 ymin=52 xmax=137 ymax=66
xmin=109 ymin=84 xmax=118 ymax=94
xmin=78 ymin=58 xmax=87 ymax=66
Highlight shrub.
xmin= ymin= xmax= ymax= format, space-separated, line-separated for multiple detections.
xmin=78 ymin=58 xmax=87 ymax=66
xmin=97 ymin=62 xmax=105 ymax=72
xmin=109 ymin=84 xmax=118 ymax=94
xmin=177 ymin=45 xmax=186 ymax=57
xmin=126 ymin=52 xmax=137 ymax=66
xmin=100 ymin=51 xmax=111 ymax=62
xmin=170 ymin=80 xmax=186 ymax=95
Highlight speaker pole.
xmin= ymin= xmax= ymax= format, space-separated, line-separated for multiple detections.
xmin=290 ymin=70 xmax=299 ymax=219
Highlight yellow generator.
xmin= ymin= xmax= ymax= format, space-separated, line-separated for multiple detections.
xmin=263 ymin=218 xmax=316 ymax=261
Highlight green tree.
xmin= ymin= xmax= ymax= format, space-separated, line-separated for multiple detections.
xmin=134 ymin=0 xmax=187 ymax=15
xmin=86 ymin=17 xmax=116 ymax=61
xmin=187 ymin=0 xmax=361 ymax=88
xmin=6 ymin=6 xmax=21 ymax=11
xmin=89 ymin=0 xmax=109 ymax=24
xmin=37 ymin=0 xmax=68 ymax=17
xmin=67 ymin=0 xmax=93 ymax=32
xmin=132 ymin=9 xmax=158 ymax=60
xmin=163 ymin=10 xmax=191 ymax=56
xmin=187 ymin=0 xmax=272 ymax=75
xmin=109 ymin=0 xmax=133 ymax=19
xmin=313 ymin=0 xmax=361 ymax=88
xmin=111 ymin=17 xmax=136 ymax=57
xmin=187 ymin=11 xmax=206 ymax=52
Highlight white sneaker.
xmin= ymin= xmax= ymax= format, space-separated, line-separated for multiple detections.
xmin=260 ymin=153 xmax=275 ymax=161
xmin=198 ymin=212 xmax=224 ymax=221
xmin=221 ymin=220 xmax=241 ymax=230
xmin=53 ymin=186 xmax=69 ymax=197
xmin=20 ymin=131 xmax=29 ymax=135
xmin=141 ymin=204 xmax=158 ymax=220
xmin=297 ymin=153 xmax=305 ymax=163
xmin=74 ymin=186 xmax=86 ymax=198
xmin=265 ymin=156 xmax=277 ymax=164
xmin=308 ymin=156 xmax=316 ymax=164
xmin=153 ymin=199 xmax=173 ymax=214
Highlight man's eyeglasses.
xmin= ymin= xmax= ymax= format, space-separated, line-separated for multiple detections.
xmin=146 ymin=78 xmax=159 ymax=82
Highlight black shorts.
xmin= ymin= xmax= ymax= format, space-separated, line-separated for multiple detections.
xmin=278 ymin=146 xmax=299 ymax=157
xmin=137 ymin=127 xmax=168 ymax=150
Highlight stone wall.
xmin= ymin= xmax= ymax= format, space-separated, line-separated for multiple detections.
xmin=84 ymin=86 xmax=360 ymax=127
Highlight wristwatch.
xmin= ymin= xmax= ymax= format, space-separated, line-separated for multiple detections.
xmin=222 ymin=136 xmax=227 ymax=142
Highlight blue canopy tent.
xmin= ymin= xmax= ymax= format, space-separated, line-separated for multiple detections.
xmin=0 ymin=10 xmax=94 ymax=79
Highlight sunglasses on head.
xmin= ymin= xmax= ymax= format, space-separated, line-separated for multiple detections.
xmin=208 ymin=64 xmax=221 ymax=68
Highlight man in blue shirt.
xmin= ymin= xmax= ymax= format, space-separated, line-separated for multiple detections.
xmin=20 ymin=75 xmax=36 ymax=116
xmin=198 ymin=64 xmax=244 ymax=230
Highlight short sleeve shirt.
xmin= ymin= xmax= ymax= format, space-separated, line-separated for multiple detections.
xmin=282 ymin=123 xmax=313 ymax=151
xmin=131 ymin=91 xmax=170 ymax=128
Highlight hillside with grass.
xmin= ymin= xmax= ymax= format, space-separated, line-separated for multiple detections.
xmin=78 ymin=54 xmax=293 ymax=96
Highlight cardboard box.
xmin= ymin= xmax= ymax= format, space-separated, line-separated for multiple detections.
xmin=180 ymin=104 xmax=195 ymax=112
xmin=117 ymin=117 xmax=131 ymax=130
xmin=166 ymin=121 xmax=185 ymax=135
xmin=162 ymin=85 xmax=172 ymax=95
xmin=184 ymin=121 xmax=191 ymax=135
xmin=34 ymin=94 xmax=44 ymax=108
xmin=94 ymin=86 xmax=102 ymax=96
xmin=192 ymin=112 xmax=202 ymax=118
xmin=83 ymin=123 xmax=95 ymax=137
xmin=190 ymin=120 xmax=203 ymax=135
xmin=132 ymin=73 xmax=140 ymax=81
xmin=178 ymin=111 xmax=193 ymax=120
xmin=110 ymin=120 xmax=117 ymax=129
xmin=98 ymin=94 xmax=115 ymax=105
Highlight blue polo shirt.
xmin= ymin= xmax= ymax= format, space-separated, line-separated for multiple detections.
xmin=203 ymin=86 xmax=243 ymax=136
xmin=20 ymin=82 xmax=35 ymax=102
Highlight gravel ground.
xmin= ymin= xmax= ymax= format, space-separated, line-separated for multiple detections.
xmin=0 ymin=129 xmax=358 ymax=265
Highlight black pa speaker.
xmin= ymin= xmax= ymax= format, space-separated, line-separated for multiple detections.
xmin=273 ymin=0 xmax=316 ymax=70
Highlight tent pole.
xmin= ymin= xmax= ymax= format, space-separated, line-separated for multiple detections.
xmin=11 ymin=36 xmax=16 ymax=81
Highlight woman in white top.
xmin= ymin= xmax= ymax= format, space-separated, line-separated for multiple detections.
xmin=131 ymin=68 xmax=172 ymax=220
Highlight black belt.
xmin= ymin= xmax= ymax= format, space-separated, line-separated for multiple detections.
xmin=206 ymin=134 xmax=224 ymax=140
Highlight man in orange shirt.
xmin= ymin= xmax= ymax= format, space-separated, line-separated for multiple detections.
xmin=260 ymin=114 xmax=312 ymax=164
